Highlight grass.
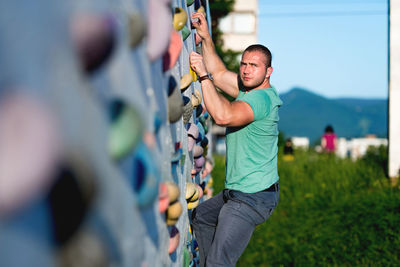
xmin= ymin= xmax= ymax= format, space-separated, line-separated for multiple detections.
xmin=211 ymin=146 xmax=400 ymax=266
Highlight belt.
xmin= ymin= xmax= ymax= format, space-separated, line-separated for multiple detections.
xmin=262 ymin=182 xmax=278 ymax=192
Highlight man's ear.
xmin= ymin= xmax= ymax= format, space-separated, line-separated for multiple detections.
xmin=266 ymin=66 xmax=273 ymax=78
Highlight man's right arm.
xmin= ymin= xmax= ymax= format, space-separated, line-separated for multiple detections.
xmin=191 ymin=12 xmax=239 ymax=98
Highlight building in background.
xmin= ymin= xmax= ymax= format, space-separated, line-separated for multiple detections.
xmin=347 ymin=136 xmax=388 ymax=161
xmin=291 ymin=136 xmax=310 ymax=150
xmin=219 ymin=0 xmax=258 ymax=51
xmin=332 ymin=136 xmax=387 ymax=160
xmin=335 ymin=138 xmax=349 ymax=158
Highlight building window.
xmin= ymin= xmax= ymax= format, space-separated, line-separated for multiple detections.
xmin=220 ymin=12 xmax=256 ymax=34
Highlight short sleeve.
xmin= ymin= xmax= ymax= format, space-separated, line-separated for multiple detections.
xmin=239 ymin=89 xmax=271 ymax=121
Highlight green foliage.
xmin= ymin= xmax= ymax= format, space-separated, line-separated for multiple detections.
xmin=278 ymin=131 xmax=286 ymax=151
xmin=209 ymin=0 xmax=235 ymax=19
xmin=360 ymin=145 xmax=388 ymax=177
xmin=211 ymin=155 xmax=226 ymax=194
xmin=211 ymin=149 xmax=400 ymax=266
xmin=218 ymin=48 xmax=241 ymax=73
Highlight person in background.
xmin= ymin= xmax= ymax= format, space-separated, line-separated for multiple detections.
xmin=189 ymin=11 xmax=282 ymax=267
xmin=283 ymin=138 xmax=294 ymax=161
xmin=321 ymin=125 xmax=337 ymax=153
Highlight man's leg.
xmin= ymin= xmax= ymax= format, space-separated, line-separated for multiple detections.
xmin=205 ymin=197 xmax=255 ymax=267
xmin=191 ymin=192 xmax=225 ymax=267
xmin=206 ymin=189 xmax=279 ymax=267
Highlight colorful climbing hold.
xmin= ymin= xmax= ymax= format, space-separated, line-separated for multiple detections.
xmin=173 ymin=8 xmax=188 ymax=31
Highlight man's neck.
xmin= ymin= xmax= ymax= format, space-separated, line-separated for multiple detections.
xmin=244 ymin=83 xmax=272 ymax=92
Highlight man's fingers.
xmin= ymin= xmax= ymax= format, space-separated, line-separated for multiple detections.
xmin=190 ymin=51 xmax=202 ymax=60
xmin=189 ymin=52 xmax=205 ymax=75
xmin=192 ymin=12 xmax=206 ymax=20
xmin=191 ymin=12 xmax=206 ymax=25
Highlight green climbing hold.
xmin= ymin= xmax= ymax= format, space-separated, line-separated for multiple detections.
xmin=183 ymin=246 xmax=190 ymax=267
xmin=108 ymin=100 xmax=143 ymax=160
xmin=181 ymin=25 xmax=191 ymax=41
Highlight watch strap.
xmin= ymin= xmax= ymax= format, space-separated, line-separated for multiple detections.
xmin=199 ymin=74 xmax=210 ymax=82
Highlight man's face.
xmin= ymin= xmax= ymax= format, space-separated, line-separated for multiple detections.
xmin=239 ymin=51 xmax=270 ymax=89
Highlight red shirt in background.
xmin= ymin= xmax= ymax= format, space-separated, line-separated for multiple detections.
xmin=322 ymin=133 xmax=337 ymax=152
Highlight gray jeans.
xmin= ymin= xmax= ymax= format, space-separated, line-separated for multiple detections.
xmin=192 ymin=183 xmax=279 ymax=267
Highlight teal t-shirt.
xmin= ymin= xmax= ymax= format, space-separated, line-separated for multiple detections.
xmin=225 ymin=87 xmax=283 ymax=193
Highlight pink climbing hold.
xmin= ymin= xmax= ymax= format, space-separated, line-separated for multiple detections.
xmin=0 ymin=92 xmax=62 ymax=217
xmin=163 ymin=30 xmax=183 ymax=72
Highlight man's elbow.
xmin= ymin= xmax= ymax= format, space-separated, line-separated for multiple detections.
xmin=213 ymin=114 xmax=230 ymax=127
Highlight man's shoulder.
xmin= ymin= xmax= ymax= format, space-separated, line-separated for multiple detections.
xmin=264 ymin=87 xmax=283 ymax=107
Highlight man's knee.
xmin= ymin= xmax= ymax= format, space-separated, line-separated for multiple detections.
xmin=192 ymin=208 xmax=203 ymax=230
xmin=191 ymin=206 xmax=208 ymax=230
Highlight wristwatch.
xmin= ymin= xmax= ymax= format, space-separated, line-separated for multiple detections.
xmin=199 ymin=73 xmax=213 ymax=82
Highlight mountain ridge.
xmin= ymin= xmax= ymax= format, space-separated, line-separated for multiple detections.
xmin=278 ymin=87 xmax=387 ymax=143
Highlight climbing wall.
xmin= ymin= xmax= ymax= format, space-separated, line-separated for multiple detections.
xmin=0 ymin=0 xmax=215 ymax=266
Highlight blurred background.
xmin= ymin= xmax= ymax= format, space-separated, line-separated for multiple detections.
xmin=210 ymin=0 xmax=400 ymax=266
xmin=212 ymin=0 xmax=390 ymax=155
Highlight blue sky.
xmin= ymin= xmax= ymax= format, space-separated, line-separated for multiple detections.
xmin=257 ymin=0 xmax=388 ymax=99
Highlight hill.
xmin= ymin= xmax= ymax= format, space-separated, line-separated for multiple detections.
xmin=278 ymin=88 xmax=387 ymax=143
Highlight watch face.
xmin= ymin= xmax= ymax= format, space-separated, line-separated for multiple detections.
xmin=208 ymin=73 xmax=213 ymax=81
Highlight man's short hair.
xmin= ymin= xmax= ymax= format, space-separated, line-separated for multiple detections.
xmin=243 ymin=44 xmax=272 ymax=68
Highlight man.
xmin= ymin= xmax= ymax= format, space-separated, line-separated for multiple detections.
xmin=189 ymin=12 xmax=282 ymax=267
